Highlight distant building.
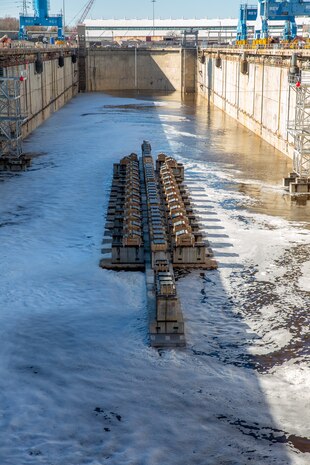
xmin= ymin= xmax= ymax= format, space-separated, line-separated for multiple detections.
xmin=84 ymin=17 xmax=310 ymax=45
xmin=84 ymin=18 xmax=238 ymax=44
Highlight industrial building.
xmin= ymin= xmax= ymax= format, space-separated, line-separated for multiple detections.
xmin=83 ymin=17 xmax=310 ymax=45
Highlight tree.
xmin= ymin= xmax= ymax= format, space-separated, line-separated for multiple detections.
xmin=0 ymin=17 xmax=19 ymax=31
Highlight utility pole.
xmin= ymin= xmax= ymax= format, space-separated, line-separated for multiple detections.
xmin=63 ymin=0 xmax=66 ymax=37
xmin=22 ymin=0 xmax=29 ymax=15
xmin=152 ymin=0 xmax=156 ymax=37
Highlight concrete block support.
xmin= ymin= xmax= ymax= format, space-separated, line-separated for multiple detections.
xmin=289 ymin=178 xmax=310 ymax=194
xmin=100 ymin=142 xmax=217 ymax=347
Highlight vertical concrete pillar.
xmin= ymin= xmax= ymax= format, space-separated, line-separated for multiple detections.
xmin=260 ymin=60 xmax=265 ymax=134
xmin=277 ymin=67 xmax=283 ymax=135
xmin=78 ymin=25 xmax=87 ymax=92
xmin=181 ymin=48 xmax=197 ymax=94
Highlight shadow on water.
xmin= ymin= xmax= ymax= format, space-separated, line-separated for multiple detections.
xmin=177 ymin=266 xmax=310 ymax=459
xmin=0 ymin=91 xmax=308 ymax=463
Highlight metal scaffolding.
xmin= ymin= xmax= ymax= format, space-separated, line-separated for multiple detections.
xmin=0 ymin=77 xmax=24 ymax=159
xmin=287 ymin=71 xmax=310 ymax=178
xmin=182 ymin=28 xmax=198 ymax=48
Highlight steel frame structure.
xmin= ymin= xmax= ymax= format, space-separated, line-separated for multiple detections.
xmin=288 ymin=71 xmax=310 ymax=177
xmin=182 ymin=29 xmax=199 ymax=48
xmin=0 ymin=77 xmax=24 ymax=158
xmin=238 ymin=0 xmax=310 ymax=41
xmin=19 ymin=0 xmax=63 ymax=40
xmin=237 ymin=4 xmax=258 ymax=41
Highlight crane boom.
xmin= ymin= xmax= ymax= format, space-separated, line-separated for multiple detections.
xmin=78 ymin=0 xmax=96 ymax=25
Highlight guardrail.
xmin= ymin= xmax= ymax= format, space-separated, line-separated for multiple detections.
xmin=0 ymin=42 xmax=77 ymax=51
xmin=201 ymin=43 xmax=310 ymax=52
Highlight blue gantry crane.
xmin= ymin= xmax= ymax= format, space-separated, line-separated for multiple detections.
xmin=237 ymin=4 xmax=258 ymax=42
xmin=237 ymin=0 xmax=310 ymax=43
xmin=19 ymin=0 xmax=63 ymax=40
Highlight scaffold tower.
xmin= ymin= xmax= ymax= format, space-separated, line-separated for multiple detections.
xmin=0 ymin=77 xmax=24 ymax=159
xmin=287 ymin=71 xmax=310 ymax=178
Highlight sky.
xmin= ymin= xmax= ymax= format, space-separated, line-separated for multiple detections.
xmin=1 ymin=0 xmax=242 ymax=25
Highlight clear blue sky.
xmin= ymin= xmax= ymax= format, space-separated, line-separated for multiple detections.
xmin=1 ymin=0 xmax=242 ymax=24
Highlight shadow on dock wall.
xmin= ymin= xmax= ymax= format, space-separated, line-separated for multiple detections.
xmin=87 ymin=49 xmax=180 ymax=92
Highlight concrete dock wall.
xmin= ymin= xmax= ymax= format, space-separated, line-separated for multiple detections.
xmin=2 ymin=49 xmax=78 ymax=138
xmin=86 ymin=48 xmax=196 ymax=93
xmin=198 ymin=49 xmax=298 ymax=158
xmin=2 ymin=45 xmax=300 ymax=160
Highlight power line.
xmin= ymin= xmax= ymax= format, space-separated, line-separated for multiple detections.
xmin=21 ymin=0 xmax=31 ymax=15
xmin=152 ymin=0 xmax=156 ymax=37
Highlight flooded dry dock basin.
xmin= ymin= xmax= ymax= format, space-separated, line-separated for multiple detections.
xmin=0 ymin=91 xmax=309 ymax=465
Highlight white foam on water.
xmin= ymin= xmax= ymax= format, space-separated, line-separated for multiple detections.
xmin=298 ymin=261 xmax=310 ymax=291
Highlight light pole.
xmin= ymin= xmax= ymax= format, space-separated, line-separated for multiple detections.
xmin=135 ymin=45 xmax=137 ymax=88
xmin=63 ymin=0 xmax=65 ymax=38
xmin=152 ymin=0 xmax=156 ymax=37
xmin=22 ymin=0 xmax=28 ymax=16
